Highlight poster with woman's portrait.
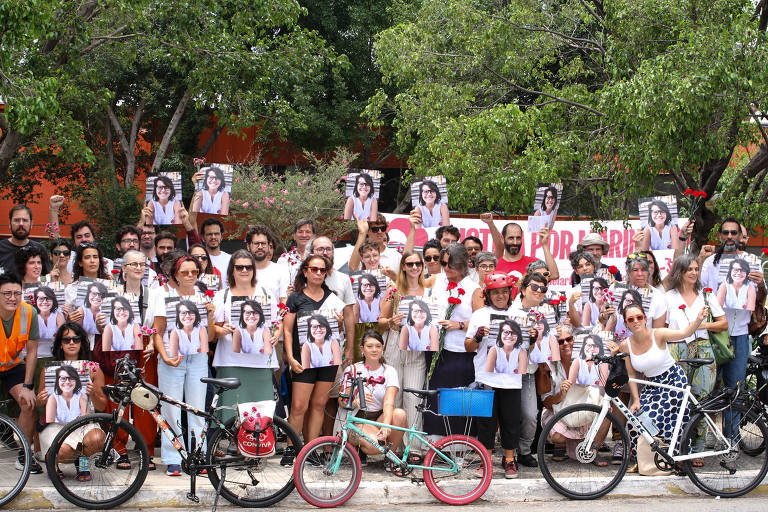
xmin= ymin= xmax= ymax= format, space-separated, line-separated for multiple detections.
xmin=230 ymin=295 xmax=276 ymax=368
xmin=410 ymin=175 xmax=450 ymax=229
xmin=24 ymin=284 xmax=66 ymax=344
xmin=198 ymin=273 xmax=222 ymax=294
xmin=145 ymin=172 xmax=183 ymax=225
xmin=192 ymin=164 xmax=233 ymax=216
xmin=528 ymin=183 xmax=562 ymax=232
xmin=397 ymin=295 xmax=440 ymax=351
xmin=523 ymin=308 xmax=560 ymax=364
xmin=716 ymin=256 xmax=758 ymax=311
xmin=476 ymin=317 xmax=526 ymax=389
xmin=165 ymin=297 xmax=209 ymax=358
xmin=74 ymin=279 xmax=115 ymax=337
xmin=43 ymin=362 xmax=94 ymax=425
xmin=343 ymin=170 xmax=381 ymax=221
xmin=638 ymin=196 xmax=679 ymax=251
xmin=351 ymin=271 xmax=387 ymax=324
xmin=574 ymin=332 xmax=607 ymax=362
xmin=296 ymin=310 xmax=343 ymax=368
xmin=99 ymin=295 xmax=143 ymax=351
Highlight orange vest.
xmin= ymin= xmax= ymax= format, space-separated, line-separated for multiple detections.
xmin=0 ymin=302 xmax=33 ymax=370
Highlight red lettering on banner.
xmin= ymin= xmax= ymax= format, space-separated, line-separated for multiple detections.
xmin=479 ymin=229 xmax=493 ymax=251
xmin=465 ymin=228 xmax=479 ymax=239
xmin=529 ymin=233 xmax=542 ymax=257
xmin=550 ymin=230 xmax=559 ymax=257
xmin=559 ymin=230 xmax=574 ymax=259
xmin=608 ymin=230 xmax=622 ymax=257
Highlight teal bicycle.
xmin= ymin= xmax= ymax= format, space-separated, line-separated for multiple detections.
xmin=293 ymin=374 xmax=492 ymax=507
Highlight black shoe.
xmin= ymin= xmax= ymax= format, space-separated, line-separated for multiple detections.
xmin=280 ymin=446 xmax=295 ymax=466
xmin=30 ymin=459 xmax=43 ymax=474
xmin=517 ymin=453 xmax=538 ymax=468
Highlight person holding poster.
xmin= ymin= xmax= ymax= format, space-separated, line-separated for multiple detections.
xmin=232 ymin=300 xmax=272 ymax=356
xmin=101 ymin=296 xmax=142 ymax=351
xmin=343 ymin=172 xmax=378 ymax=221
xmin=192 ymin=165 xmax=231 ymax=215
xmin=149 ymin=175 xmax=182 ymax=225
xmin=638 ymin=198 xmax=679 ymax=252
xmin=412 ymin=179 xmax=449 ymax=228
xmin=566 ymin=250 xmax=597 ymax=326
xmin=399 ymin=299 xmax=438 ymax=351
xmin=301 ymin=314 xmax=342 ymax=369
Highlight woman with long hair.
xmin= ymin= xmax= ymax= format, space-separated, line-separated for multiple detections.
xmin=414 ymin=179 xmax=449 ymax=228
xmin=344 ymin=172 xmax=378 ymax=221
xmin=150 ymin=175 xmax=182 ymax=224
xmin=189 ymin=243 xmax=222 ymax=290
xmin=192 ymin=166 xmax=230 ymax=215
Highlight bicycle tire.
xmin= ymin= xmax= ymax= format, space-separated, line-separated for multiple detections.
xmin=682 ymin=402 xmax=768 ymax=497
xmin=293 ymin=436 xmax=362 ymax=508
xmin=0 ymin=412 xmax=31 ymax=507
xmin=422 ymin=434 xmax=491 ymax=505
xmin=207 ymin=416 xmax=301 ymax=507
xmin=537 ymin=403 xmax=629 ymax=500
xmin=45 ymin=413 xmax=149 ymax=509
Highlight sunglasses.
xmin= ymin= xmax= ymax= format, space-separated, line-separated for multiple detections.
xmin=61 ymin=336 xmax=82 ymax=344
xmin=192 ymin=254 xmax=209 ymax=261
xmin=423 ymin=255 xmax=440 ymax=263
xmin=307 ymin=266 xmax=327 ymax=274
xmin=627 ymin=253 xmax=648 ymax=260
xmin=369 ymin=226 xmax=385 ymax=233
xmin=234 ymin=264 xmax=254 ymax=272
xmin=529 ymin=283 xmax=548 ymax=293
xmin=440 ymin=260 xmax=450 ymax=267
xmin=52 ymin=249 xmax=71 ymax=256
xmin=558 ymin=336 xmax=574 ymax=345
xmin=404 ymin=261 xmax=423 ymax=269
xmin=177 ymin=269 xmax=200 ymax=278
xmin=721 ymin=229 xmax=739 ymax=236
xmin=625 ymin=314 xmax=645 ymax=324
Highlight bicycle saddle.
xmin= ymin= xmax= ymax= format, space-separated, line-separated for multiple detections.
xmin=201 ymin=377 xmax=241 ymax=390
xmin=403 ymin=388 xmax=438 ymax=397
xmin=678 ymin=358 xmax=714 ymax=369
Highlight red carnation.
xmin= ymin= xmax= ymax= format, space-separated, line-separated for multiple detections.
xmin=277 ymin=302 xmax=288 ymax=310
xmin=204 ymin=289 xmax=214 ymax=298
xmin=560 ymin=296 xmax=568 ymax=303
xmin=549 ymin=299 xmax=560 ymax=306
xmin=678 ymin=304 xmax=686 ymax=310
xmin=447 ymin=281 xmax=458 ymax=291
xmin=704 ymin=288 xmax=713 ymax=293
xmin=111 ymin=269 xmax=120 ymax=274
xmin=350 ymin=277 xmax=354 ymax=283
xmin=448 ymin=297 xmax=461 ymax=305
xmin=684 ymin=188 xmax=693 ymax=195
xmin=762 ymin=248 xmax=768 ymax=256
xmin=698 ymin=191 xmax=707 ymax=199
xmin=608 ymin=265 xmax=618 ymax=274
xmin=457 ymin=288 xmax=466 ymax=296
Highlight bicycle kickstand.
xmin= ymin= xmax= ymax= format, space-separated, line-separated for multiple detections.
xmin=211 ymin=465 xmax=226 ymax=512
xmin=187 ymin=469 xmax=200 ymax=504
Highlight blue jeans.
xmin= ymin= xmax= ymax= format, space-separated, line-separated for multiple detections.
xmin=157 ymin=353 xmax=208 ymax=465
xmin=721 ymin=334 xmax=750 ymax=440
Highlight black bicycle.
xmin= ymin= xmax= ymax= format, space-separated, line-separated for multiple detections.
xmin=0 ymin=398 xmax=32 ymax=507
xmin=45 ymin=356 xmax=301 ymax=510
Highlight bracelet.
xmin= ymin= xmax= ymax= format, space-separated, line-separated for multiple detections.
xmin=678 ymin=236 xmax=688 ymax=241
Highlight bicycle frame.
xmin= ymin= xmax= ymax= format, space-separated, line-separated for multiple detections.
xmin=581 ymin=376 xmax=734 ymax=463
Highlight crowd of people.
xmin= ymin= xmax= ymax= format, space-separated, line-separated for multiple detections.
xmin=0 ymin=193 xmax=766 ymax=483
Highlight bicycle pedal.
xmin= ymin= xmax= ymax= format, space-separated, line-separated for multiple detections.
xmin=410 ymin=477 xmax=424 ymax=484
xmin=186 ymin=492 xmax=200 ymax=503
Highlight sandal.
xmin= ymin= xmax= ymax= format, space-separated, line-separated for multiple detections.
xmin=692 ymin=458 xmax=705 ymax=468
xmin=148 ymin=458 xmax=157 ymax=471
xmin=115 ymin=454 xmax=131 ymax=470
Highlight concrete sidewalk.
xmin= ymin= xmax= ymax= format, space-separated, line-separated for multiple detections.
xmin=12 ymin=453 xmax=768 ymax=509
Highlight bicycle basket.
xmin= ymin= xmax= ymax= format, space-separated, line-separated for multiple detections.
xmin=437 ymin=388 xmax=494 ymax=417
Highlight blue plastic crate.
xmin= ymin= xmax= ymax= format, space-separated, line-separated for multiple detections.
xmin=437 ymin=388 xmax=494 ymax=417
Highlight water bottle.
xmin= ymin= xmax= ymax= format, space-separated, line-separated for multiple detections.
xmin=636 ymin=410 xmax=660 ymax=437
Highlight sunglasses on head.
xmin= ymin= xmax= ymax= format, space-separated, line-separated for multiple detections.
xmin=369 ymin=226 xmax=385 ymax=233
xmin=79 ymin=242 xmax=99 ymax=249
xmin=529 ymin=283 xmax=548 ymax=293
xmin=627 ymin=253 xmax=648 ymax=260
xmin=558 ymin=336 xmax=574 ymax=345
xmin=423 ymin=255 xmax=439 ymax=263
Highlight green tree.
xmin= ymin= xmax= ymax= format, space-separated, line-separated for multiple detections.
xmin=367 ymin=0 xmax=768 ymax=243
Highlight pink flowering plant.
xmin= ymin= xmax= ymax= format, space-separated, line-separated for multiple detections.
xmin=230 ymin=148 xmax=357 ymax=242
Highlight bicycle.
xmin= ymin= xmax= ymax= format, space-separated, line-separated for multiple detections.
xmin=536 ymin=353 xmax=768 ymax=499
xmin=45 ymin=356 xmax=301 ymax=510
xmin=292 ymin=374 xmax=492 ymax=508
xmin=0 ymin=398 xmax=32 ymax=507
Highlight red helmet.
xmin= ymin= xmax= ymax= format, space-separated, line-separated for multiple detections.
xmin=484 ymin=272 xmax=516 ymax=291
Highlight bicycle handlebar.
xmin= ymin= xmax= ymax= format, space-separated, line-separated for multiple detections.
xmin=592 ymin=352 xmax=629 ymax=365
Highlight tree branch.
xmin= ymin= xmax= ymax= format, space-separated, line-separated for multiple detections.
xmin=106 ymin=105 xmax=130 ymax=156
xmin=124 ymin=97 xmax=146 ymax=185
xmin=150 ymin=88 xmax=191 ymax=175
xmin=749 ymin=103 xmax=768 ymax=147
xmin=197 ymin=125 xmax=222 ymax=158
xmin=579 ymin=0 xmax=605 ymax=26
xmin=511 ymin=25 xmax=604 ymax=53
xmin=79 ymin=25 xmax=130 ymax=55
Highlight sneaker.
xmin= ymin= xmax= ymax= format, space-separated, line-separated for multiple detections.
xmin=516 ymin=453 xmax=538 ymax=467
xmin=16 ymin=453 xmax=43 ymax=474
xmin=504 ymin=459 xmax=518 ymax=479
xmin=280 ymin=446 xmax=295 ymax=466
xmin=611 ymin=440 xmax=624 ymax=465
xmin=166 ymin=464 xmax=182 ymax=476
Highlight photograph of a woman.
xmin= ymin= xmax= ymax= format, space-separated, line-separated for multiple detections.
xmin=169 ymin=299 xmax=209 ymax=357
xmin=343 ymin=172 xmax=378 ymax=221
xmin=300 ymin=314 xmax=342 ymax=369
xmin=582 ymin=276 xmax=610 ymax=327
xmin=484 ymin=319 xmax=528 ymax=375
xmin=533 ymin=185 xmax=559 ymax=229
xmin=34 ymin=286 xmax=65 ymax=346
xmin=609 ymin=288 xmax=644 ymax=337
xmin=232 ymin=299 xmax=273 ymax=357
xmin=101 ymin=296 xmax=142 ymax=351
xmin=398 ymin=299 xmax=438 ymax=351
xmin=717 ymin=258 xmax=756 ymax=312
xmin=353 ymin=273 xmax=383 ymax=323
xmin=527 ymin=316 xmax=561 ymax=364
xmin=46 ymin=366 xmax=89 ymax=425
xmin=639 ymin=199 xmax=679 ymax=251
xmin=76 ymin=281 xmax=108 ymax=336
xmin=413 ymin=179 xmax=449 ymax=228
xmin=562 ymin=334 xmax=609 ymax=402
xmin=149 ymin=175 xmax=182 ymax=225
xmin=192 ymin=165 xmax=231 ymax=215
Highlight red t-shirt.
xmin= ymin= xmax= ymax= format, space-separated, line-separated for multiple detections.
xmin=495 ymin=255 xmax=538 ymax=279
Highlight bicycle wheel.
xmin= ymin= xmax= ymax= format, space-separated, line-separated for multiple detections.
xmin=293 ymin=436 xmax=362 ymax=508
xmin=422 ymin=434 xmax=491 ymax=505
xmin=45 ymin=413 xmax=149 ymax=509
xmin=682 ymin=402 xmax=768 ymax=497
xmin=0 ymin=412 xmax=31 ymax=507
xmin=207 ymin=416 xmax=301 ymax=507
xmin=537 ymin=404 xmax=629 ymax=499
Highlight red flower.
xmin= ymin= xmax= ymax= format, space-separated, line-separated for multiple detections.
xmin=549 ymin=299 xmax=560 ymax=306
xmin=678 ymin=304 xmax=686 ymax=310
xmin=277 ymin=302 xmax=288 ymax=310
xmin=204 ymin=289 xmax=215 ymax=298
xmin=608 ymin=265 xmax=618 ymax=274
xmin=350 ymin=277 xmax=354 ymax=283
xmin=698 ymin=191 xmax=707 ymax=199
xmin=457 ymin=288 xmax=465 ymax=296
xmin=684 ymin=188 xmax=693 ymax=195
xmin=448 ymin=297 xmax=461 ymax=305
xmin=704 ymin=287 xmax=713 ymax=293
xmin=111 ymin=269 xmax=120 ymax=275
xmin=559 ymin=296 xmax=568 ymax=303
xmin=446 ymin=281 xmax=458 ymax=291
xmin=762 ymin=248 xmax=768 ymax=256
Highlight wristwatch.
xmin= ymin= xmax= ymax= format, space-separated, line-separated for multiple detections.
xmin=22 ymin=383 xmax=34 ymax=390
xmin=459 ymin=322 xmax=465 ymax=330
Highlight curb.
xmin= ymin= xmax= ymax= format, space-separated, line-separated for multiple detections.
xmin=11 ymin=474 xmax=768 ymax=509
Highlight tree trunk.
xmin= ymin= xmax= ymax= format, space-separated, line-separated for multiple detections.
xmin=150 ymin=89 xmax=191 ymax=175
xmin=197 ymin=124 xmax=222 ymax=158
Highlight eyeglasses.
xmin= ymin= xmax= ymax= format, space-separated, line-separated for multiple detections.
xmin=36 ymin=296 xmax=52 ymax=303
xmin=421 ymin=189 xmax=436 ymax=196
xmin=440 ymin=260 xmax=450 ymax=267
xmin=61 ymin=336 xmax=81 ymax=344
xmin=310 ymin=324 xmax=325 ymax=331
xmin=357 ymin=182 xmax=371 ymax=188
xmin=207 ymin=175 xmax=220 ymax=181
xmin=121 ymin=238 xmax=139 ymax=245
xmin=313 ymin=247 xmax=333 ymax=254
xmin=52 ymin=249 xmax=71 ymax=257
xmin=307 ymin=266 xmax=327 ymax=274
xmin=0 ymin=291 xmax=22 ymax=299
xmin=249 ymin=241 xmax=269 ymax=247
xmin=177 ymin=269 xmax=200 ymax=278
xmin=732 ymin=267 xmax=747 ymax=275
xmin=155 ymin=185 xmax=170 ymax=191
xmin=78 ymin=242 xmax=99 ymax=249
xmin=625 ymin=315 xmax=645 ymax=324
xmin=234 ymin=264 xmax=254 ymax=272
xmin=721 ymin=229 xmax=739 ymax=236
xmin=369 ymin=226 xmax=385 ymax=233
xmin=191 ymin=254 xmax=208 ymax=261
xmin=477 ymin=264 xmax=495 ymax=271
xmin=179 ymin=310 xmax=195 ymax=317
xmin=113 ymin=306 xmax=128 ymax=313
xmin=243 ymin=310 xmax=259 ymax=317
xmin=361 ymin=283 xmax=375 ymax=288
xmin=501 ymin=329 xmax=514 ymax=336
xmin=529 ymin=283 xmax=548 ymax=293
xmin=58 ymin=376 xmax=75 ymax=383
xmin=423 ymin=255 xmax=440 ymax=263
xmin=124 ymin=262 xmax=146 ymax=269
xmin=404 ymin=261 xmax=423 ymax=269
xmin=558 ymin=336 xmax=574 ymax=345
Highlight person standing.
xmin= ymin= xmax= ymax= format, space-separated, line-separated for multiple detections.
xmin=0 ymin=205 xmax=50 ymax=276
xmin=200 ymin=219 xmax=231 ymax=278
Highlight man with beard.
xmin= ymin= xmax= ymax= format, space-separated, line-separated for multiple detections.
xmin=491 ymin=221 xmax=557 ymax=282
xmin=0 ymin=205 xmax=50 ymax=276
xmin=201 ymin=218 xmax=231 ymax=277
xmin=246 ymin=225 xmax=289 ymax=303
xmin=700 ymin=217 xmax=763 ymax=290
xmin=152 ymin=231 xmax=177 ymax=275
